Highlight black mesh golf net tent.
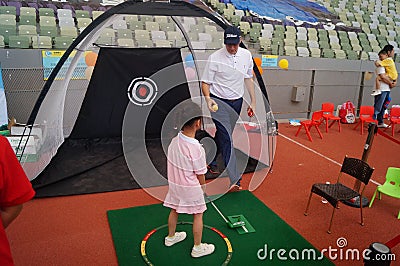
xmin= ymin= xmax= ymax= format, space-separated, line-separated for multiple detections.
xmin=16 ymin=0 xmax=276 ymax=197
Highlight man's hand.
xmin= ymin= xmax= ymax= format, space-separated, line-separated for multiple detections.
xmin=390 ymin=80 xmax=397 ymax=88
xmin=207 ymin=98 xmax=218 ymax=112
xmin=374 ymin=60 xmax=381 ymax=67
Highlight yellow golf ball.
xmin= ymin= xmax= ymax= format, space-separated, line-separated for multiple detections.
xmin=212 ymin=104 xmax=218 ymax=112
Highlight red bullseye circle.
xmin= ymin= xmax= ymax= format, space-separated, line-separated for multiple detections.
xmin=138 ymin=86 xmax=147 ymax=97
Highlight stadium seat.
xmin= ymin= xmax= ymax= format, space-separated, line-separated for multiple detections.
xmin=60 ymin=26 xmax=78 ymax=38
xmin=0 ymin=6 xmax=16 ymax=15
xmin=167 ymin=31 xmax=183 ymax=41
xmin=113 ymin=19 xmax=128 ymax=30
xmin=154 ymin=16 xmax=168 ymax=24
xmin=0 ymin=24 xmax=16 ymax=44
xmin=59 ymin=17 xmax=75 ymax=28
xmin=0 ymin=14 xmax=16 ymax=26
xmin=129 ymin=21 xmax=144 ymax=30
xmin=249 ymin=28 xmax=260 ymax=43
xmin=92 ymin=11 xmax=104 ymax=20
xmin=145 ymin=21 xmax=159 ymax=31
xmin=40 ymin=26 xmax=58 ymax=38
xmin=346 ymin=50 xmax=359 ymax=60
xmin=154 ymin=39 xmax=171 ymax=47
xmin=75 ymin=10 xmax=90 ymax=19
xmin=77 ymin=18 xmax=92 ymax=31
xmin=239 ymin=22 xmax=251 ymax=35
xmin=284 ymin=46 xmax=297 ymax=56
xmin=31 ymin=36 xmax=52 ymax=49
xmin=54 ymin=36 xmax=74 ymax=49
xmin=18 ymin=25 xmax=37 ymax=37
xmin=117 ymin=29 xmax=133 ymax=39
xmin=151 ymin=30 xmax=167 ymax=41
xmin=39 ymin=16 xmax=56 ymax=27
xmin=230 ymin=15 xmax=241 ymax=27
xmin=297 ymin=47 xmax=309 ymax=57
xmin=159 ymin=22 xmax=175 ymax=32
xmin=135 ymin=29 xmax=150 ymax=40
xmin=57 ymin=9 xmax=73 ymax=19
xmin=117 ymin=38 xmax=135 ymax=47
xmin=19 ymin=15 xmax=36 ymax=26
xmin=0 ymin=35 xmax=4 ymax=48
xmin=9 ymin=35 xmax=31 ymax=48
xmin=310 ymin=47 xmax=321 ymax=57
xmin=20 ymin=7 xmax=36 ymax=17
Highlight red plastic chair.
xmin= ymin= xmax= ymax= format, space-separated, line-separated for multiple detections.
xmin=295 ymin=110 xmax=324 ymax=142
xmin=388 ymin=107 xmax=400 ymax=136
xmin=322 ymin=102 xmax=341 ymax=133
xmin=353 ymin=106 xmax=378 ymax=135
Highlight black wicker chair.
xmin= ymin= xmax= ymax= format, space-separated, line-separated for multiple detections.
xmin=304 ymin=156 xmax=374 ymax=233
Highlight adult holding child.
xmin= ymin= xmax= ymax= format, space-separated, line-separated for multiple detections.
xmin=201 ymin=26 xmax=256 ymax=192
xmin=373 ymin=44 xmax=397 ymax=128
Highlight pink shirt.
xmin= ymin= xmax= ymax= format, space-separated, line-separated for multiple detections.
xmin=163 ymin=133 xmax=207 ymax=214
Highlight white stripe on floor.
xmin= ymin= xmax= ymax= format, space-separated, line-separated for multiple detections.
xmin=279 ymin=133 xmax=381 ymax=186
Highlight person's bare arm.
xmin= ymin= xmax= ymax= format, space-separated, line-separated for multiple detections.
xmin=245 ymin=77 xmax=256 ymax=112
xmin=201 ymin=82 xmax=217 ymax=112
xmin=197 ymin=174 xmax=206 ymax=192
xmin=1 ymin=205 xmax=23 ymax=229
xmin=379 ymin=73 xmax=395 ymax=86
xmin=374 ymin=60 xmax=382 ymax=67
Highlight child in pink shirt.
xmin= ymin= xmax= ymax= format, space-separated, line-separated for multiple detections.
xmin=163 ymin=101 xmax=215 ymax=258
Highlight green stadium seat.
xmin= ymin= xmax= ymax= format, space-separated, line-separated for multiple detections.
xmin=39 ymin=8 xmax=54 ymax=17
xmin=249 ymin=28 xmax=260 ymax=43
xmin=18 ymin=25 xmax=37 ymax=37
xmin=60 ymin=26 xmax=78 ymax=38
xmin=40 ymin=26 xmax=58 ymax=38
xmin=239 ymin=22 xmax=251 ymax=35
xmin=77 ymin=18 xmax=92 ymax=30
xmin=128 ymin=20 xmax=144 ymax=30
xmin=75 ymin=10 xmax=90 ymax=18
xmin=319 ymin=41 xmax=330 ymax=49
xmin=32 ymin=36 xmax=52 ymax=49
xmin=154 ymin=16 xmax=169 ymax=24
xmin=117 ymin=38 xmax=135 ymax=47
xmin=9 ymin=35 xmax=31 ymax=48
xmin=346 ymin=50 xmax=359 ymax=60
xmin=39 ymin=16 xmax=56 ymax=27
xmin=159 ymin=22 xmax=175 ymax=32
xmin=284 ymin=46 xmax=297 ymax=56
xmin=271 ymin=37 xmax=284 ymax=46
xmin=271 ymin=44 xmax=284 ymax=55
xmin=310 ymin=47 xmax=321 ymax=57
xmin=296 ymin=39 xmax=307 ymax=47
xmin=19 ymin=15 xmax=36 ymax=26
xmin=230 ymin=15 xmax=241 ymax=27
xmin=322 ymin=49 xmax=335 ymax=58
xmin=223 ymin=8 xmax=234 ymax=20
xmin=136 ymin=39 xmax=153 ymax=48
xmin=0 ymin=35 xmax=4 ymax=48
xmin=20 ymin=7 xmax=36 ymax=17
xmin=0 ymin=6 xmax=16 ymax=15
xmin=54 ymin=36 xmax=74 ymax=49
xmin=92 ymin=11 xmax=104 ymax=20
xmin=145 ymin=21 xmax=159 ymax=31
xmin=117 ymin=29 xmax=133 ymax=39
xmin=0 ymin=24 xmax=16 ymax=44
xmin=252 ymin=22 xmax=262 ymax=32
xmin=0 ymin=14 xmax=16 ymax=25
xmin=135 ymin=29 xmax=150 ymax=40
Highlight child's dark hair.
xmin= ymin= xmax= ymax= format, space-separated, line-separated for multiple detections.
xmin=378 ymin=50 xmax=388 ymax=56
xmin=383 ymin=44 xmax=394 ymax=53
xmin=177 ymin=101 xmax=202 ymax=130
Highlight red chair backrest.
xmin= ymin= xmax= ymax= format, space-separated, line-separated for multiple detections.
xmin=322 ymin=102 xmax=334 ymax=114
xmin=360 ymin=106 xmax=374 ymax=117
xmin=390 ymin=107 xmax=400 ymax=118
xmin=311 ymin=110 xmax=324 ymax=123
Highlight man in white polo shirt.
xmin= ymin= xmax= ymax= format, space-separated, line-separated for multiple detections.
xmin=201 ymin=26 xmax=256 ymax=192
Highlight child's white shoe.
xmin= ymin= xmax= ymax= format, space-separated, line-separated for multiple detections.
xmin=191 ymin=243 xmax=215 ymax=258
xmin=164 ymin=232 xmax=187 ymax=247
xmin=371 ymin=90 xmax=381 ymax=96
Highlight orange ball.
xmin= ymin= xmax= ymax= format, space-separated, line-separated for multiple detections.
xmin=85 ymin=52 xmax=98 ymax=67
